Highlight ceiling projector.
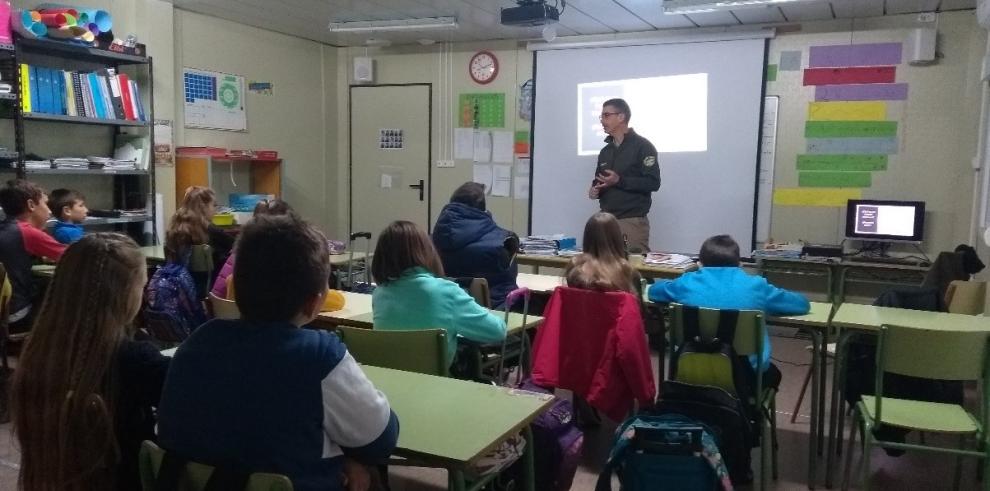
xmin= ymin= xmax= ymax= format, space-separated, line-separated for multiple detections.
xmin=501 ymin=0 xmax=561 ymax=27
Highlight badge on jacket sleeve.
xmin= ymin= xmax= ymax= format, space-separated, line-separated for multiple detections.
xmin=643 ymin=156 xmax=656 ymax=167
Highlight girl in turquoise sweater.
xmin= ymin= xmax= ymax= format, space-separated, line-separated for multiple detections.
xmin=371 ymin=221 xmax=507 ymax=367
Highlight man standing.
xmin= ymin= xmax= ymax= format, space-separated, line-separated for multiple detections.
xmin=589 ymin=98 xmax=661 ymax=253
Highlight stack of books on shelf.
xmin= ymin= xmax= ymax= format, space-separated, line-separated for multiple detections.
xmin=53 ymin=157 xmax=89 ymax=169
xmin=24 ymin=160 xmax=51 ymax=170
xmin=89 ymin=156 xmax=137 ymax=171
xmin=18 ymin=64 xmax=147 ymax=122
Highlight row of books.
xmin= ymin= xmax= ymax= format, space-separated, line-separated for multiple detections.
xmin=18 ymin=64 xmax=147 ymax=122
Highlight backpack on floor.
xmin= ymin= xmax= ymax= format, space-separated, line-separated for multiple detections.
xmin=497 ymin=380 xmax=582 ymax=491
xmin=655 ymin=381 xmax=754 ymax=485
xmin=671 ymin=306 xmax=753 ymax=401
xmin=595 ymin=413 xmax=730 ymax=491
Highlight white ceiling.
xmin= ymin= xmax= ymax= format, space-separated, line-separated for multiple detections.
xmin=169 ymin=0 xmax=977 ymax=47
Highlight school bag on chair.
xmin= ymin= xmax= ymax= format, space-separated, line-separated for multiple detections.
xmin=671 ymin=306 xmax=752 ymax=402
xmin=144 ymin=262 xmax=208 ymax=343
xmin=595 ymin=413 xmax=732 ymax=491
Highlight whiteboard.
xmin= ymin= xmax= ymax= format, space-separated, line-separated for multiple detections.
xmin=531 ymin=39 xmax=766 ymax=253
xmin=756 ymin=96 xmax=779 ymax=243
xmin=183 ymin=67 xmax=247 ymax=131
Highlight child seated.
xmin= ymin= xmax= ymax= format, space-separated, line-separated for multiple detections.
xmin=648 ymin=234 xmax=810 ymax=389
xmin=371 ymin=220 xmax=507 ymax=367
xmin=211 ymin=198 xmax=296 ymax=299
xmin=157 ymin=214 xmax=398 ymax=491
xmin=11 ymin=233 xmax=170 ymax=491
xmin=566 ymin=212 xmax=642 ymax=295
xmin=0 ymin=179 xmax=67 ymax=332
xmin=49 ymin=188 xmax=89 ymax=244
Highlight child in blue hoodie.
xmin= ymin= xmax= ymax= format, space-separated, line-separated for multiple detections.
xmin=432 ymin=182 xmax=519 ymax=308
xmin=648 ymin=234 xmax=810 ymax=389
xmin=49 ymin=188 xmax=88 ymax=244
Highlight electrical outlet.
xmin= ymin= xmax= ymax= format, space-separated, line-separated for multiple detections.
xmin=436 ymin=160 xmax=455 ymax=168
xmin=917 ymin=12 xmax=936 ymax=23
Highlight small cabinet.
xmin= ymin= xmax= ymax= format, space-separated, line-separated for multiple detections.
xmin=175 ymin=156 xmax=282 ymax=209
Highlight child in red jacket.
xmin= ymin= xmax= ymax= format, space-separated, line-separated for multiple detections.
xmin=0 ymin=179 xmax=67 ymax=333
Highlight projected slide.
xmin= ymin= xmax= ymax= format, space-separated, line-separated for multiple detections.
xmin=577 ymin=73 xmax=708 ymax=156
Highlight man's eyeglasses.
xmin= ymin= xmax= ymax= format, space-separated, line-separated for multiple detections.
xmin=599 ymin=112 xmax=621 ymax=120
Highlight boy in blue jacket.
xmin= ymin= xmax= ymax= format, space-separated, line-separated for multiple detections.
xmin=158 ymin=214 xmax=398 ymax=491
xmin=49 ymin=188 xmax=88 ymax=244
xmin=648 ymin=234 xmax=810 ymax=389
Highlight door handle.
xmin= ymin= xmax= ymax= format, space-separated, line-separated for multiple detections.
xmin=409 ymin=180 xmax=425 ymax=201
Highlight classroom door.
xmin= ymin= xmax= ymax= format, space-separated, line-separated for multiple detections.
xmin=349 ymin=84 xmax=432 ymax=245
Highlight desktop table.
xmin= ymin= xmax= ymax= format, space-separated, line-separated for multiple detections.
xmin=138 ymin=246 xmax=366 ymax=267
xmin=823 ymin=303 xmax=990 ymax=486
xmin=756 ymin=256 xmax=928 ymax=304
xmin=515 ymin=253 xmax=695 ymax=279
xmin=767 ymin=301 xmax=835 ymax=487
xmin=140 ymin=245 xmax=166 ymax=264
xmin=364 ymin=365 xmax=553 ymax=491
xmin=313 ymin=292 xmax=543 ymax=336
xmin=515 ymin=272 xmax=563 ymax=294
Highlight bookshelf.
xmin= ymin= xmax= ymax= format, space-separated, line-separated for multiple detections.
xmin=0 ymin=35 xmax=157 ymax=245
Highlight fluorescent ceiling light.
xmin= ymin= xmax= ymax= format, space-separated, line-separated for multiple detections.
xmin=663 ymin=0 xmax=817 ymax=15
xmin=328 ymin=16 xmax=458 ymax=33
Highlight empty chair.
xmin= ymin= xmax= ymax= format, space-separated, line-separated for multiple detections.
xmin=944 ymin=280 xmax=986 ymax=315
xmin=336 ymin=326 xmax=447 ymax=376
xmin=208 ymin=293 xmax=240 ymax=320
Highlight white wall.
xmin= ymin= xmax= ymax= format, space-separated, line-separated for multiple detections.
xmin=173 ymin=9 xmax=334 ymax=233
xmin=767 ymin=11 xmax=987 ymax=255
xmin=331 ymin=41 xmax=533 ymax=240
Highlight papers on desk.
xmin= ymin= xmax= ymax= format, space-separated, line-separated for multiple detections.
xmin=519 ymin=235 xmax=577 ymax=256
xmin=644 ymin=252 xmax=695 ymax=269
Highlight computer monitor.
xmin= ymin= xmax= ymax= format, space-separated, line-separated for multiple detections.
xmin=845 ymin=199 xmax=925 ymax=243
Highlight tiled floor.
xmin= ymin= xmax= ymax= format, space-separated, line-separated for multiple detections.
xmin=0 ymin=332 xmax=983 ymax=490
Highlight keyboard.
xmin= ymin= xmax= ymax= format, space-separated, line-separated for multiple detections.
xmin=846 ymin=256 xmax=929 ymax=267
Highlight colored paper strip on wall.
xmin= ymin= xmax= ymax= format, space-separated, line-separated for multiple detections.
xmin=766 ymin=64 xmax=778 ymax=82
xmin=805 ymin=121 xmax=897 ymax=138
xmin=773 ymin=188 xmax=862 ymax=207
xmin=808 ymin=101 xmax=886 ymax=121
xmin=808 ymin=42 xmax=902 ymax=68
xmin=815 ymin=83 xmax=909 ymax=101
xmin=803 ymin=66 xmax=896 ymax=86
xmin=799 ymin=171 xmax=872 ymax=188
xmin=806 ymin=137 xmax=898 ymax=155
xmin=797 ymin=154 xmax=888 ymax=171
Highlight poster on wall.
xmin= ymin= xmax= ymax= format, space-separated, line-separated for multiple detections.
xmin=183 ymin=67 xmax=247 ymax=131
xmin=379 ymin=129 xmax=404 ymax=150
xmin=153 ymin=119 xmax=174 ymax=166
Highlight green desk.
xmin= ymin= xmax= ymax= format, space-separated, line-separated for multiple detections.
xmin=363 ymin=365 xmax=553 ymax=491
xmin=516 ymin=253 xmax=696 ymax=279
xmin=768 ymin=301 xmax=834 ymax=487
xmin=140 ymin=245 xmax=166 ymax=264
xmin=31 ymin=264 xmax=56 ymax=278
xmin=314 ymin=293 xmax=543 ymax=336
xmin=140 ymin=246 xmax=365 ymax=268
xmin=824 ymin=304 xmax=990 ymax=486
xmin=756 ymin=257 xmax=928 ymax=304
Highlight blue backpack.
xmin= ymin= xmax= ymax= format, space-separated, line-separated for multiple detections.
xmin=595 ymin=413 xmax=730 ymax=491
xmin=145 ymin=262 xmax=207 ymax=341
